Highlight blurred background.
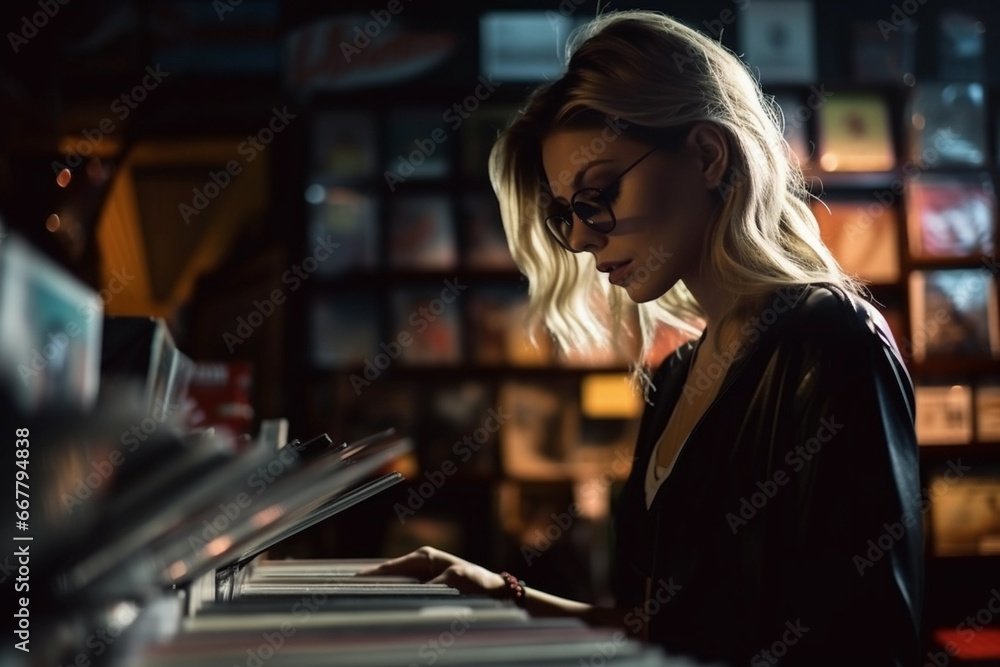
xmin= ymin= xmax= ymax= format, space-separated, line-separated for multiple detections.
xmin=1 ymin=0 xmax=999 ymax=662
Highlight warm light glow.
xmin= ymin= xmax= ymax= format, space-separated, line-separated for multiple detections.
xmin=911 ymin=114 xmax=925 ymax=131
xmin=819 ymin=153 xmax=839 ymax=171
xmin=168 ymin=561 xmax=188 ymax=580
xmin=581 ymin=373 xmax=643 ymax=418
xmin=205 ymin=536 xmax=232 ymax=557
xmin=251 ymin=506 xmax=284 ymax=528
xmin=574 ymin=479 xmax=609 ymax=520
xmin=58 ymin=134 xmax=121 ymax=158
xmin=45 ymin=214 xmax=61 ymax=232
xmin=56 ymin=168 xmax=72 ymax=188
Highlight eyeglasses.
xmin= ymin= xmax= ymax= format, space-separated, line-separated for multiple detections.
xmin=544 ymin=146 xmax=658 ymax=252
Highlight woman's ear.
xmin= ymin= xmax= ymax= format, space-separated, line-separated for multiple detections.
xmin=687 ymin=122 xmax=729 ymax=190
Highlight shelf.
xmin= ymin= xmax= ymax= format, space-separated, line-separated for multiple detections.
xmin=909 ymin=357 xmax=1000 ymax=377
xmin=307 ymin=269 xmax=526 ymax=289
xmin=306 ymin=364 xmax=635 ymax=379
xmin=918 ymin=443 xmax=1000 ymax=462
xmin=805 ymin=169 xmax=903 ymax=191
xmin=907 ymin=256 xmax=998 ymax=270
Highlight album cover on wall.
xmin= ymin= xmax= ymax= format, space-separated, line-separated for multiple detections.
xmin=307 ymin=188 xmax=379 ymax=277
xmin=385 ymin=108 xmax=451 ymax=181
xmin=387 ymin=194 xmax=457 ymax=271
xmin=479 ymin=12 xmax=577 ymax=82
xmin=816 ymin=93 xmax=894 ymax=172
xmin=849 ymin=17 xmax=916 ymax=83
xmin=930 ymin=475 xmax=1000 ymax=556
xmin=461 ymin=105 xmax=518 ymax=176
xmin=310 ymin=111 xmax=378 ymax=178
xmin=811 ymin=199 xmax=901 ymax=283
xmin=914 ymin=384 xmax=974 ymax=445
xmin=938 ymin=10 xmax=986 ymax=80
xmin=460 ymin=193 xmax=517 ymax=271
xmin=390 ymin=286 xmax=462 ymax=365
xmin=422 ymin=381 xmax=499 ymax=478
xmin=738 ymin=0 xmax=817 ymax=84
xmin=906 ymin=82 xmax=987 ymax=167
xmin=909 ymin=270 xmax=1000 ymax=361
xmin=466 ymin=284 xmax=551 ymax=366
xmin=904 ymin=172 xmax=995 ymax=259
xmin=976 ymin=385 xmax=1000 ymax=442
xmin=498 ymin=379 xmax=579 ymax=480
xmin=309 ymin=293 xmax=380 ymax=367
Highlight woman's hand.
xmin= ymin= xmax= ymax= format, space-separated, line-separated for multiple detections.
xmin=357 ymin=546 xmax=507 ymax=597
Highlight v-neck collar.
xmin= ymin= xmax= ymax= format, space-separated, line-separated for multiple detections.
xmin=640 ymin=284 xmax=815 ymax=507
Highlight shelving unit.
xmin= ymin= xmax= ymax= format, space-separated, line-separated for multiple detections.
xmin=275 ymin=0 xmax=1000 ymax=620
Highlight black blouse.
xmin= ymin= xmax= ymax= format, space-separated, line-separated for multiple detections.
xmin=612 ymin=284 xmax=923 ymax=666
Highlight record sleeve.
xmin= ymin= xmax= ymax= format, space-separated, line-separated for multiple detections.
xmin=811 ymin=199 xmax=901 ymax=283
xmin=905 ymin=82 xmax=987 ymax=167
xmin=461 ymin=105 xmax=517 ymax=176
xmin=914 ymin=384 xmax=974 ymax=445
xmin=460 ymin=193 xmax=517 ymax=270
xmin=975 ymin=385 xmax=1000 ymax=443
xmin=498 ymin=379 xmax=579 ymax=480
xmin=307 ymin=188 xmax=379 ymax=277
xmin=311 ymin=111 xmax=377 ymax=179
xmin=387 ymin=194 xmax=457 ymax=271
xmin=816 ymin=93 xmax=894 ymax=172
xmin=385 ymin=108 xmax=451 ymax=182
xmin=938 ymin=10 xmax=986 ymax=81
xmin=930 ymin=475 xmax=1000 ymax=556
xmin=479 ymin=11 xmax=577 ymax=82
xmin=738 ymin=0 xmax=817 ymax=84
xmin=309 ymin=293 xmax=380 ymax=367
xmin=850 ymin=17 xmax=916 ymax=84
xmin=908 ymin=269 xmax=1000 ymax=361
xmin=904 ymin=172 xmax=995 ymax=259
xmin=465 ymin=284 xmax=550 ymax=366
xmin=390 ymin=286 xmax=462 ymax=365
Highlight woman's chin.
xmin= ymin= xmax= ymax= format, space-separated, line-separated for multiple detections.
xmin=621 ymin=277 xmax=674 ymax=304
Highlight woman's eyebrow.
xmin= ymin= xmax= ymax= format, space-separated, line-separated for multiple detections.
xmin=572 ymin=159 xmax=614 ymax=189
xmin=546 ymin=158 xmax=616 ymax=202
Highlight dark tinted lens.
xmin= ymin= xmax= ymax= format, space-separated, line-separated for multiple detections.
xmin=544 ymin=215 xmax=576 ymax=250
xmin=572 ymin=189 xmax=614 ymax=233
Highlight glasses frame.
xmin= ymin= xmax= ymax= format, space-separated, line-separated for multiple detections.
xmin=544 ymin=146 xmax=658 ymax=252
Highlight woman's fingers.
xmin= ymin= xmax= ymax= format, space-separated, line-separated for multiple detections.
xmin=355 ymin=546 xmax=450 ymax=579
xmin=428 ymin=563 xmax=504 ymax=596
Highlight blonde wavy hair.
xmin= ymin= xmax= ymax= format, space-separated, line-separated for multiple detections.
xmin=488 ymin=10 xmax=862 ymax=382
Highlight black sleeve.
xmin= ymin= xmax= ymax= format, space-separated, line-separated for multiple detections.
xmin=762 ymin=303 xmax=923 ymax=667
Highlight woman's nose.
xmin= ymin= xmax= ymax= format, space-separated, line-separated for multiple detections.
xmin=566 ymin=215 xmax=608 ymax=254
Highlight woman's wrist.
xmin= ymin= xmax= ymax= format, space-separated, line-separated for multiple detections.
xmin=498 ymin=571 xmax=527 ymax=607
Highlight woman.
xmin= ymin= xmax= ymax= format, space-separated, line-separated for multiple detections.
xmin=364 ymin=10 xmax=922 ymax=666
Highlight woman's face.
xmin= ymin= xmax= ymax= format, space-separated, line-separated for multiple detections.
xmin=540 ymin=127 xmax=721 ymax=303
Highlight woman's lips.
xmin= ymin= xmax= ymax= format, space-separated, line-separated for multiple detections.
xmin=607 ymin=260 xmax=633 ymax=285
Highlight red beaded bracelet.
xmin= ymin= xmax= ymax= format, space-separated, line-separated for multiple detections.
xmin=499 ymin=571 xmax=527 ymax=607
